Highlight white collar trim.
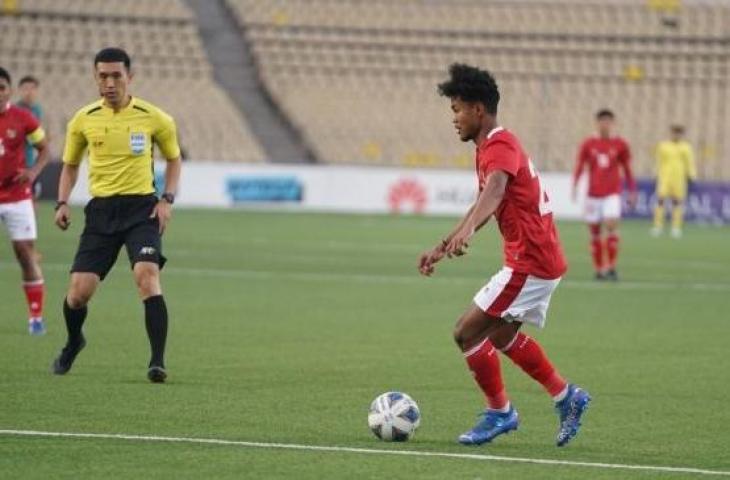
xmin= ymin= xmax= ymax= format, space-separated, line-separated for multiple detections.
xmin=487 ymin=126 xmax=504 ymax=139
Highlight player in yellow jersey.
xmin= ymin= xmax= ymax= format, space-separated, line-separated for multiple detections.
xmin=652 ymin=125 xmax=697 ymax=238
xmin=51 ymin=48 xmax=182 ymax=383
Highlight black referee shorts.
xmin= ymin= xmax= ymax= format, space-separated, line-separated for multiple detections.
xmin=71 ymin=194 xmax=167 ymax=280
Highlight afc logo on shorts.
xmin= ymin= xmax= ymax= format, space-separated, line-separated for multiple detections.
xmin=130 ymin=132 xmax=146 ymax=155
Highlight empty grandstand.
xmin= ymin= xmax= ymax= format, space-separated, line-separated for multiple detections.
xmin=1 ymin=0 xmax=266 ymax=162
xmin=227 ymin=0 xmax=729 ymax=179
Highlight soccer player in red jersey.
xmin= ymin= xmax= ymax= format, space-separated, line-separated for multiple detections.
xmin=572 ymin=110 xmax=636 ymax=281
xmin=418 ymin=64 xmax=590 ymax=447
xmin=0 ymin=67 xmax=50 ymax=334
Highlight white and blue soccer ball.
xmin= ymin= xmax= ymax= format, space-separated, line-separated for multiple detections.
xmin=368 ymin=391 xmax=421 ymax=442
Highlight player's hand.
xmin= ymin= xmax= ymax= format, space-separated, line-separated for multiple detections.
xmin=445 ymin=228 xmax=473 ymax=258
xmin=55 ymin=204 xmax=71 ymax=231
xmin=627 ymin=191 xmax=638 ymax=209
xmin=150 ymin=199 xmax=172 ymax=234
xmin=13 ymin=169 xmax=37 ymax=184
xmin=418 ymin=246 xmax=445 ymax=277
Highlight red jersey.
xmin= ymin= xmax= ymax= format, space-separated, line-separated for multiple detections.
xmin=574 ymin=136 xmax=635 ymax=197
xmin=0 ymin=103 xmax=40 ymax=203
xmin=476 ymin=127 xmax=567 ymax=279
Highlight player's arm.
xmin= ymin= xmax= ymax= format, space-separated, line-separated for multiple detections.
xmin=15 ymin=135 xmax=49 ymax=184
xmin=55 ymin=113 xmax=87 ymax=230
xmin=14 ymin=122 xmax=49 ymax=183
xmin=418 ymin=202 xmax=475 ymax=276
xmin=150 ymin=111 xmax=182 ymax=234
xmin=620 ymin=142 xmax=637 ymax=207
xmin=685 ymin=144 xmax=698 ymax=182
xmin=571 ymin=142 xmax=587 ymax=201
xmin=444 ymin=170 xmax=508 ymax=257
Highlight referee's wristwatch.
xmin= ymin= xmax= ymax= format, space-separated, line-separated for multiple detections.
xmin=160 ymin=192 xmax=175 ymax=204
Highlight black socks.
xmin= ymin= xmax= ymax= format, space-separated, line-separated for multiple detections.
xmin=63 ymin=298 xmax=87 ymax=345
xmin=144 ymin=295 xmax=168 ymax=368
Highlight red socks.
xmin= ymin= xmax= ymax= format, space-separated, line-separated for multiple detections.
xmin=605 ymin=232 xmax=619 ymax=270
xmin=589 ymin=223 xmax=603 ymax=272
xmin=464 ymin=338 xmax=509 ymax=410
xmin=501 ymin=332 xmax=567 ymax=398
xmin=22 ymin=280 xmax=44 ymax=319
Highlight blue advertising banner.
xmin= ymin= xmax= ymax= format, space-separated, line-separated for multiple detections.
xmin=624 ymin=179 xmax=730 ymax=224
xmin=226 ymin=176 xmax=304 ymax=203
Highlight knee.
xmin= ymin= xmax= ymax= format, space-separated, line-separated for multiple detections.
xmin=66 ymin=287 xmax=92 ymax=309
xmin=453 ymin=315 xmax=473 ymax=349
xmin=134 ymin=266 xmax=161 ymax=298
xmin=13 ymin=243 xmax=33 ymax=265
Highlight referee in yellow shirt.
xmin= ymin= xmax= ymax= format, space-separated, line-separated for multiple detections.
xmin=652 ymin=125 xmax=697 ymax=238
xmin=51 ymin=48 xmax=181 ymax=383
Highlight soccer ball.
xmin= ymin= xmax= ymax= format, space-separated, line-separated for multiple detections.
xmin=368 ymin=391 xmax=421 ymax=441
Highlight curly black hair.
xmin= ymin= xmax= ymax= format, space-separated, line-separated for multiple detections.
xmin=0 ymin=66 xmax=11 ymax=85
xmin=438 ymin=63 xmax=500 ymax=115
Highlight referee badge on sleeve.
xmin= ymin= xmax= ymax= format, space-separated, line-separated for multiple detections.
xmin=130 ymin=132 xmax=146 ymax=155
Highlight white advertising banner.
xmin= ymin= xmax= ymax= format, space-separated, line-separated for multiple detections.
xmin=69 ymin=162 xmax=586 ymax=219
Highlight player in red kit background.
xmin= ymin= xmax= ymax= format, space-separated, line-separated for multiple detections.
xmin=418 ymin=64 xmax=590 ymax=447
xmin=573 ymin=110 xmax=636 ymax=281
xmin=0 ymin=67 xmax=50 ymax=335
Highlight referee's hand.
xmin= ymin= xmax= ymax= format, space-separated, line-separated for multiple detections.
xmin=150 ymin=200 xmax=172 ymax=234
xmin=55 ymin=204 xmax=71 ymax=231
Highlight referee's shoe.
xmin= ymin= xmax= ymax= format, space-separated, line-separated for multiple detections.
xmin=147 ymin=365 xmax=167 ymax=383
xmin=51 ymin=336 xmax=86 ymax=375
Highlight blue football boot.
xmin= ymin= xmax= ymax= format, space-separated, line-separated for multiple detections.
xmin=556 ymin=384 xmax=591 ymax=447
xmin=29 ymin=318 xmax=46 ymax=336
xmin=458 ymin=406 xmax=519 ymax=445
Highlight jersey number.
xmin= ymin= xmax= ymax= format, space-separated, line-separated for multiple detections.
xmin=528 ymin=159 xmax=552 ymax=216
xmin=597 ymin=153 xmax=610 ymax=169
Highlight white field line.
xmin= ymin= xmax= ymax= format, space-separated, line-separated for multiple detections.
xmin=0 ymin=429 xmax=728 ymax=477
xmin=1 ymin=261 xmax=728 ymax=292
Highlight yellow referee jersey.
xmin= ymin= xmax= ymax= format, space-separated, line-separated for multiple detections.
xmin=654 ymin=140 xmax=697 ymax=199
xmin=63 ymin=97 xmax=180 ymax=198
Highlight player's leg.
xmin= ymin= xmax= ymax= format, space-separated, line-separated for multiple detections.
xmin=456 ymin=268 xmax=537 ymax=445
xmin=653 ymin=197 xmax=667 ymax=236
xmin=670 ymin=197 xmax=684 ymax=238
xmin=124 ymin=204 xmax=169 ymax=383
xmin=669 ymin=181 xmax=687 ymax=238
xmin=453 ymin=305 xmax=520 ymax=445
xmin=603 ymin=194 xmax=622 ymax=281
xmin=3 ymin=199 xmax=45 ymax=334
xmin=454 ymin=304 xmax=510 ymax=411
xmin=584 ymin=197 xmax=605 ymax=279
xmin=492 ymin=275 xmax=591 ymax=447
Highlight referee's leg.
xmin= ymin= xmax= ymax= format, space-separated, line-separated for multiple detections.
xmin=51 ymin=273 xmax=99 ymax=375
xmin=133 ymin=262 xmax=169 ymax=383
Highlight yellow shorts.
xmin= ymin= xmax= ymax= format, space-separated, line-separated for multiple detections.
xmin=656 ymin=179 xmax=687 ymax=200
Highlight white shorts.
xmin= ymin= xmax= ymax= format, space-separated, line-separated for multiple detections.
xmin=584 ymin=194 xmax=622 ymax=223
xmin=473 ymin=267 xmax=561 ymax=328
xmin=0 ymin=199 xmax=37 ymax=241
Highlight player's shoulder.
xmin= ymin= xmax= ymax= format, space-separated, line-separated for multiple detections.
xmin=132 ymin=97 xmax=175 ymax=122
xmin=612 ymin=136 xmax=630 ymax=148
xmin=7 ymin=104 xmax=40 ymax=127
xmin=485 ymin=127 xmax=520 ymax=149
xmin=579 ymin=135 xmax=597 ymax=148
